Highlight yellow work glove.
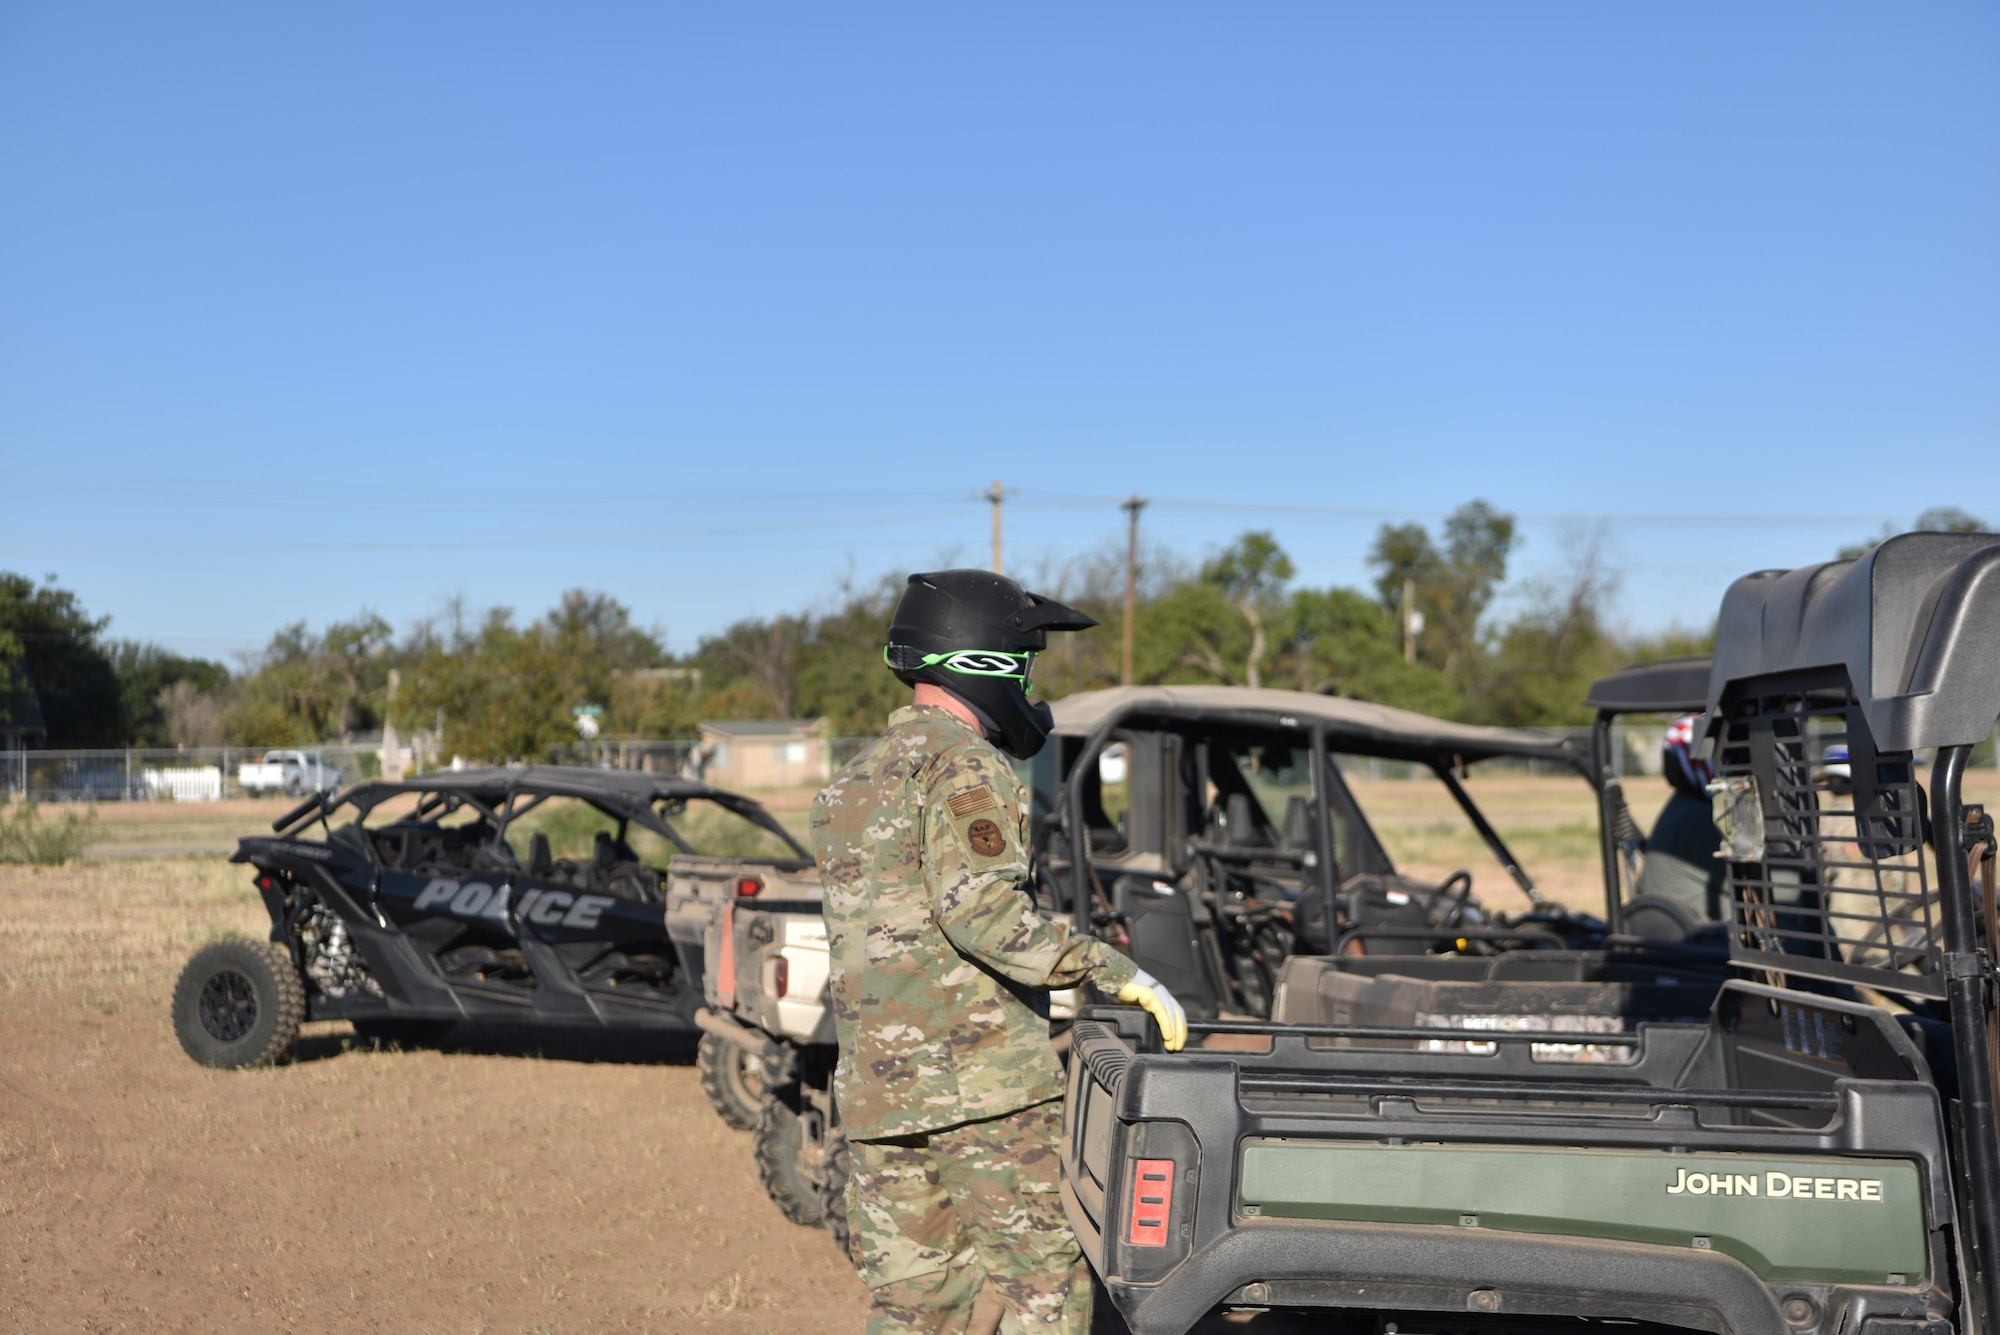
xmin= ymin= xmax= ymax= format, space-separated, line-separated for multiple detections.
xmin=1116 ymin=967 xmax=1188 ymax=1051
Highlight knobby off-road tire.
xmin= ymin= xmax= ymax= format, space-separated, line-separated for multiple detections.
xmin=819 ymin=1128 xmax=851 ymax=1259
xmin=754 ymin=1096 xmax=827 ymax=1226
xmin=697 ymin=1031 xmax=763 ymax=1131
xmin=172 ymin=939 xmax=306 ymax=1069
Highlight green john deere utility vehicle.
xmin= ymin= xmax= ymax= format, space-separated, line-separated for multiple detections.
xmin=1062 ymin=532 xmax=2000 ymax=1335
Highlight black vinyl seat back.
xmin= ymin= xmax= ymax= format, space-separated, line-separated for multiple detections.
xmin=1280 ymin=795 xmax=1312 ymax=851
xmin=1111 ymin=874 xmax=1220 ymax=1020
xmin=1218 ymin=792 xmax=1268 ymax=848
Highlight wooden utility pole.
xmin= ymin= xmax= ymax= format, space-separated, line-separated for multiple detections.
xmin=1402 ymin=579 xmax=1417 ymax=663
xmin=983 ymin=479 xmax=1005 ymax=574
xmin=1121 ymin=495 xmax=1148 ymax=684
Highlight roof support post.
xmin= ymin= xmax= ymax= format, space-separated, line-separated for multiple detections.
xmin=1434 ymin=763 xmax=1542 ymax=908
xmin=1593 ymin=711 xmax=1624 ymax=934
xmin=1309 ymin=724 xmax=1339 ymax=929
xmin=1932 ymin=744 xmax=2000 ymax=1332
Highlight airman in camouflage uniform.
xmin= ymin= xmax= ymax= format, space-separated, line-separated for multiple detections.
xmin=808 ymin=570 xmax=1184 ymax=1335
xmin=813 ymin=704 xmax=1133 ymax=1332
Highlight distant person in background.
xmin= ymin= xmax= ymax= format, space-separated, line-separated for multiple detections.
xmin=1634 ymin=713 xmax=1726 ymax=920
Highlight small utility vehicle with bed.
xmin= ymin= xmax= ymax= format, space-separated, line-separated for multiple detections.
xmin=1062 ymin=533 xmax=2000 ymax=1335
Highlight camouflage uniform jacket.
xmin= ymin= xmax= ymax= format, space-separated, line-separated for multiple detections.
xmin=810 ymin=704 xmax=1138 ymax=1141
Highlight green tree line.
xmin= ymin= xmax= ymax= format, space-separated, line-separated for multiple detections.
xmin=6 ymin=500 xmax=1985 ymax=759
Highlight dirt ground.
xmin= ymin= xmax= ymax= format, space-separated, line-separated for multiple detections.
xmin=0 ymin=852 xmax=1306 ymax=1335
xmin=0 ymin=855 xmax=869 ymax=1334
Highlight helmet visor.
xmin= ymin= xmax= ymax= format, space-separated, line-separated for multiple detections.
xmin=884 ymin=645 xmax=1038 ymax=694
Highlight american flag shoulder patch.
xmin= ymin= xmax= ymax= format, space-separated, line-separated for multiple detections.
xmin=946 ymin=787 xmax=997 ymax=819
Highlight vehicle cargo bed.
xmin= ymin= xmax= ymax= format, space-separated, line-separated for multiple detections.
xmin=1061 ymin=973 xmax=1955 ymax=1335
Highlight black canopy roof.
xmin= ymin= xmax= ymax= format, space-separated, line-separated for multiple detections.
xmin=1708 ymin=531 xmax=2000 ymax=751
xmin=336 ymin=765 xmax=721 ymax=816
xmin=1050 ymin=686 xmax=1582 ymax=768
xmin=1583 ymin=655 xmax=1712 ymax=715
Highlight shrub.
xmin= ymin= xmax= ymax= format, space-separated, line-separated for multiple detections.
xmin=0 ymin=801 xmax=100 ymax=865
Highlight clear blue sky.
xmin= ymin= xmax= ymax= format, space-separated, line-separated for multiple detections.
xmin=3 ymin=4 xmax=1995 ymax=664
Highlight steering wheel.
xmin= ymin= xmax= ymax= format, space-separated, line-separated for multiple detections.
xmin=1428 ymin=869 xmax=1475 ymax=932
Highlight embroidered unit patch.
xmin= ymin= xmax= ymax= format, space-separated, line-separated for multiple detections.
xmin=966 ymin=818 xmax=1006 ymax=856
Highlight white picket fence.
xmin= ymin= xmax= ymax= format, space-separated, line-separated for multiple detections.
xmin=141 ymin=767 xmax=223 ymax=802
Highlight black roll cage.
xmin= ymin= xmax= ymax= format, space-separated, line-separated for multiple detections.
xmin=269 ymin=765 xmax=812 ymax=865
xmin=1049 ymin=695 xmax=1597 ymax=926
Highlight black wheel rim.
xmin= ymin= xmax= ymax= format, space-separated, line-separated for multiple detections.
xmin=198 ymin=969 xmax=258 ymax=1042
xmin=798 ymin=1109 xmax=827 ymax=1186
xmin=736 ymin=1048 xmax=764 ymax=1101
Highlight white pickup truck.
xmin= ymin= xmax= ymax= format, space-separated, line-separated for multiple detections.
xmin=237 ymin=749 xmax=346 ymax=797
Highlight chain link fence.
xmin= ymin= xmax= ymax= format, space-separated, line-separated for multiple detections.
xmin=0 ymin=739 xmax=877 ymax=803
xmin=0 ymin=745 xmax=390 ymax=803
xmin=7 ymin=724 xmax=1990 ymax=804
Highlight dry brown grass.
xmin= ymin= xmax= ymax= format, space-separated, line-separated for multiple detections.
xmin=1346 ymin=768 xmax=2000 ymax=917
xmin=1345 ymin=772 xmax=1639 ymax=915
xmin=0 ymin=856 xmax=264 ymax=1003
xmin=77 ymin=796 xmax=300 ymax=858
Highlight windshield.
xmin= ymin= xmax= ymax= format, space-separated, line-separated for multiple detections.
xmin=1208 ymin=740 xmax=1319 ymax=855
xmin=1331 ymin=753 xmax=1604 ymax=914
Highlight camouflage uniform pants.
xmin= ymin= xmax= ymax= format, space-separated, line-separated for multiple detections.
xmin=845 ymin=1099 xmax=1091 ymax=1334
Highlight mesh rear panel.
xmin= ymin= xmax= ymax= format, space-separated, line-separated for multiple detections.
xmin=1715 ymin=668 xmax=1943 ymax=999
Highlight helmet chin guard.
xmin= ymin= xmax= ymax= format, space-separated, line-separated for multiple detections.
xmin=884 ymin=570 xmax=1097 ymax=758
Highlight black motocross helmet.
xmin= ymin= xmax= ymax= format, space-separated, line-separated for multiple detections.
xmin=885 ymin=569 xmax=1098 ymax=758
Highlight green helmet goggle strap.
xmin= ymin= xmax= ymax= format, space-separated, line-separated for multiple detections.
xmin=883 ymin=645 xmax=1038 ymax=695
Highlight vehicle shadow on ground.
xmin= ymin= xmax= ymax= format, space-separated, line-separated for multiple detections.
xmin=1094 ymin=1304 xmax=1329 ymax=1333
xmin=292 ymin=1022 xmax=701 ymax=1067
xmin=1090 ymin=1280 xmax=1346 ymax=1333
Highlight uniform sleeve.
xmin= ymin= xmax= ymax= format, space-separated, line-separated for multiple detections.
xmin=921 ymin=748 xmax=1137 ymax=994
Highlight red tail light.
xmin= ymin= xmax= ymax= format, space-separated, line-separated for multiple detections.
xmin=256 ymin=875 xmax=273 ymax=890
xmin=1127 ymin=1159 xmax=1175 ymax=1246
xmin=716 ymin=902 xmax=737 ymax=999
xmin=735 ymin=876 xmax=763 ymax=897
xmin=772 ymin=957 xmax=790 ymax=999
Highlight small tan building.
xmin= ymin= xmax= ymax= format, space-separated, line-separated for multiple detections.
xmin=696 ymin=719 xmax=829 ymax=790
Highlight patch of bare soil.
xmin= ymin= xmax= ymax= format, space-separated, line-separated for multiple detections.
xmin=0 ymin=857 xmax=867 ymax=1333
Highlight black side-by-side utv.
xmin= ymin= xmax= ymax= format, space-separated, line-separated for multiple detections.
xmin=171 ymin=765 xmax=816 ymax=1069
